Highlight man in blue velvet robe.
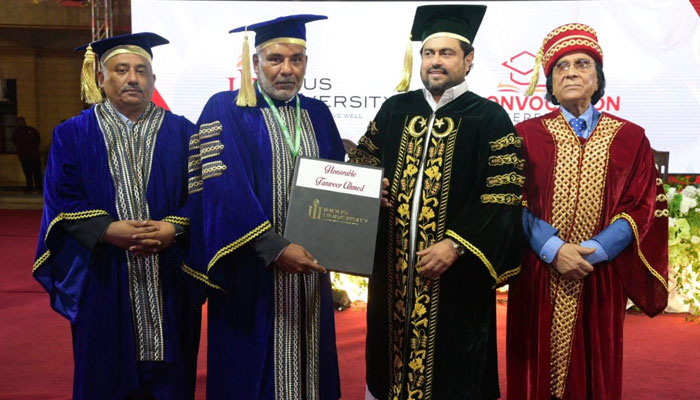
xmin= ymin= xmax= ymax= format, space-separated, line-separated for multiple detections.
xmin=33 ymin=33 xmax=201 ymax=400
xmin=187 ymin=15 xmax=342 ymax=400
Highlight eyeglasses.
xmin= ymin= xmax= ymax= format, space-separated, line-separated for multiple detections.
xmin=553 ymin=59 xmax=594 ymax=73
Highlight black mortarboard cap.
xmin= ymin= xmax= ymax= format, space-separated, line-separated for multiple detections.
xmin=410 ymin=4 xmax=486 ymax=45
xmin=229 ymin=14 xmax=327 ymax=50
xmin=395 ymin=5 xmax=487 ymax=92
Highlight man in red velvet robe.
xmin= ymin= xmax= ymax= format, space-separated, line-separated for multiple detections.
xmin=506 ymin=23 xmax=668 ymax=400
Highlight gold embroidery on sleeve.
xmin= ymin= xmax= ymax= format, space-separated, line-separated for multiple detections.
xmin=486 ymin=172 xmax=525 ymax=187
xmin=188 ymin=133 xmax=200 ymax=151
xmin=200 ymin=140 xmax=225 ymax=161
xmin=480 ymin=193 xmax=522 ymax=205
xmin=654 ymin=209 xmax=669 ymax=217
xmin=358 ymin=135 xmax=379 ymax=152
xmin=488 ymin=153 xmax=525 ymax=169
xmin=368 ymin=120 xmax=379 ymax=135
xmin=188 ymin=154 xmax=202 ymax=174
xmin=348 ymin=148 xmax=380 ymax=166
xmin=198 ymin=121 xmax=223 ymax=139
xmin=489 ymin=133 xmax=522 ymax=151
xmin=188 ymin=175 xmax=203 ymax=195
xmin=202 ymin=160 xmax=227 ymax=180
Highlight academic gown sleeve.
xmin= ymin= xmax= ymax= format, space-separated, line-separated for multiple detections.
xmin=186 ymin=93 xmax=274 ymax=291
xmin=33 ymin=117 xmax=111 ymax=322
xmin=443 ymin=104 xmax=524 ymax=287
xmin=607 ymin=131 xmax=668 ymax=316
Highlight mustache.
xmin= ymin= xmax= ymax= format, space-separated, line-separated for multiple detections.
xmin=120 ymin=85 xmax=143 ymax=93
xmin=428 ymin=67 xmax=447 ymax=74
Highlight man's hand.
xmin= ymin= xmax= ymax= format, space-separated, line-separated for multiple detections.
xmin=553 ymin=243 xmax=596 ymax=280
xmin=381 ymin=178 xmax=392 ymax=208
xmin=415 ymin=239 xmax=459 ymax=279
xmin=102 ymin=220 xmax=159 ymax=251
xmin=276 ymin=243 xmax=327 ymax=274
xmin=129 ymin=220 xmax=177 ymax=255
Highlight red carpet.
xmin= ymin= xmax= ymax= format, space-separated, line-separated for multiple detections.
xmin=1 ymin=210 xmax=699 ymax=399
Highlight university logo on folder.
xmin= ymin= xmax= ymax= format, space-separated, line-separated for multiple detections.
xmin=284 ymin=156 xmax=383 ymax=276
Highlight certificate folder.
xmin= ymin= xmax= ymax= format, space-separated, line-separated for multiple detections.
xmin=284 ymin=156 xmax=383 ymax=277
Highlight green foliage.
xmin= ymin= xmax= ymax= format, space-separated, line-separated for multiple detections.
xmin=667 ymin=184 xmax=700 ymax=319
xmin=668 ymin=193 xmax=682 ymax=218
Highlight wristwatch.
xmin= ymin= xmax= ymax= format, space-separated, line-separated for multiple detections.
xmin=173 ymin=223 xmax=184 ymax=244
xmin=450 ymin=239 xmax=466 ymax=256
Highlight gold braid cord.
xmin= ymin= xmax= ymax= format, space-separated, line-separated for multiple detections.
xmin=489 ymin=133 xmax=522 ymax=151
xmin=488 ymin=153 xmax=525 ymax=169
xmin=181 ymin=264 xmax=225 ymax=292
xmin=610 ymin=213 xmax=668 ymax=291
xmin=542 ymin=38 xmax=603 ymax=70
xmin=541 ymin=24 xmax=598 ymax=48
xmin=33 ymin=209 xmax=110 ymax=272
xmin=207 ymin=220 xmax=271 ymax=272
xmin=545 ymin=113 xmax=623 ymax=398
xmin=163 ymin=216 xmax=190 ymax=226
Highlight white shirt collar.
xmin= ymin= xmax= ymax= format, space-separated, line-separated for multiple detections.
xmin=421 ymin=78 xmax=470 ymax=111
xmin=108 ymin=100 xmax=139 ymax=130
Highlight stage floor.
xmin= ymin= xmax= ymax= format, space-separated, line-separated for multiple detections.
xmin=2 ymin=209 xmax=699 ymax=399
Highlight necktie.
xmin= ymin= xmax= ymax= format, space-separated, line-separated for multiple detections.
xmin=569 ymin=118 xmax=587 ymax=137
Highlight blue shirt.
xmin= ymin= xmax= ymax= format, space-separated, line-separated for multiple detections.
xmin=523 ymin=105 xmax=632 ymax=264
xmin=560 ymin=104 xmax=600 ymax=139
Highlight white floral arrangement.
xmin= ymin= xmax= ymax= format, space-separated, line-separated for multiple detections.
xmin=667 ymin=184 xmax=700 ymax=318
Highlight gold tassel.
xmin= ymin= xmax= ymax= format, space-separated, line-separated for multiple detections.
xmin=236 ymin=29 xmax=257 ymax=107
xmin=80 ymin=45 xmax=103 ymax=104
xmin=524 ymin=47 xmax=543 ymax=96
xmin=394 ymin=34 xmax=413 ymax=92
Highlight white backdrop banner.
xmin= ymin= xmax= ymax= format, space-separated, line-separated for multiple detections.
xmin=133 ymin=0 xmax=700 ymax=172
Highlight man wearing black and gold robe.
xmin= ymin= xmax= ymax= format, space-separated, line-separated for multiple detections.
xmin=350 ymin=5 xmax=523 ymax=400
